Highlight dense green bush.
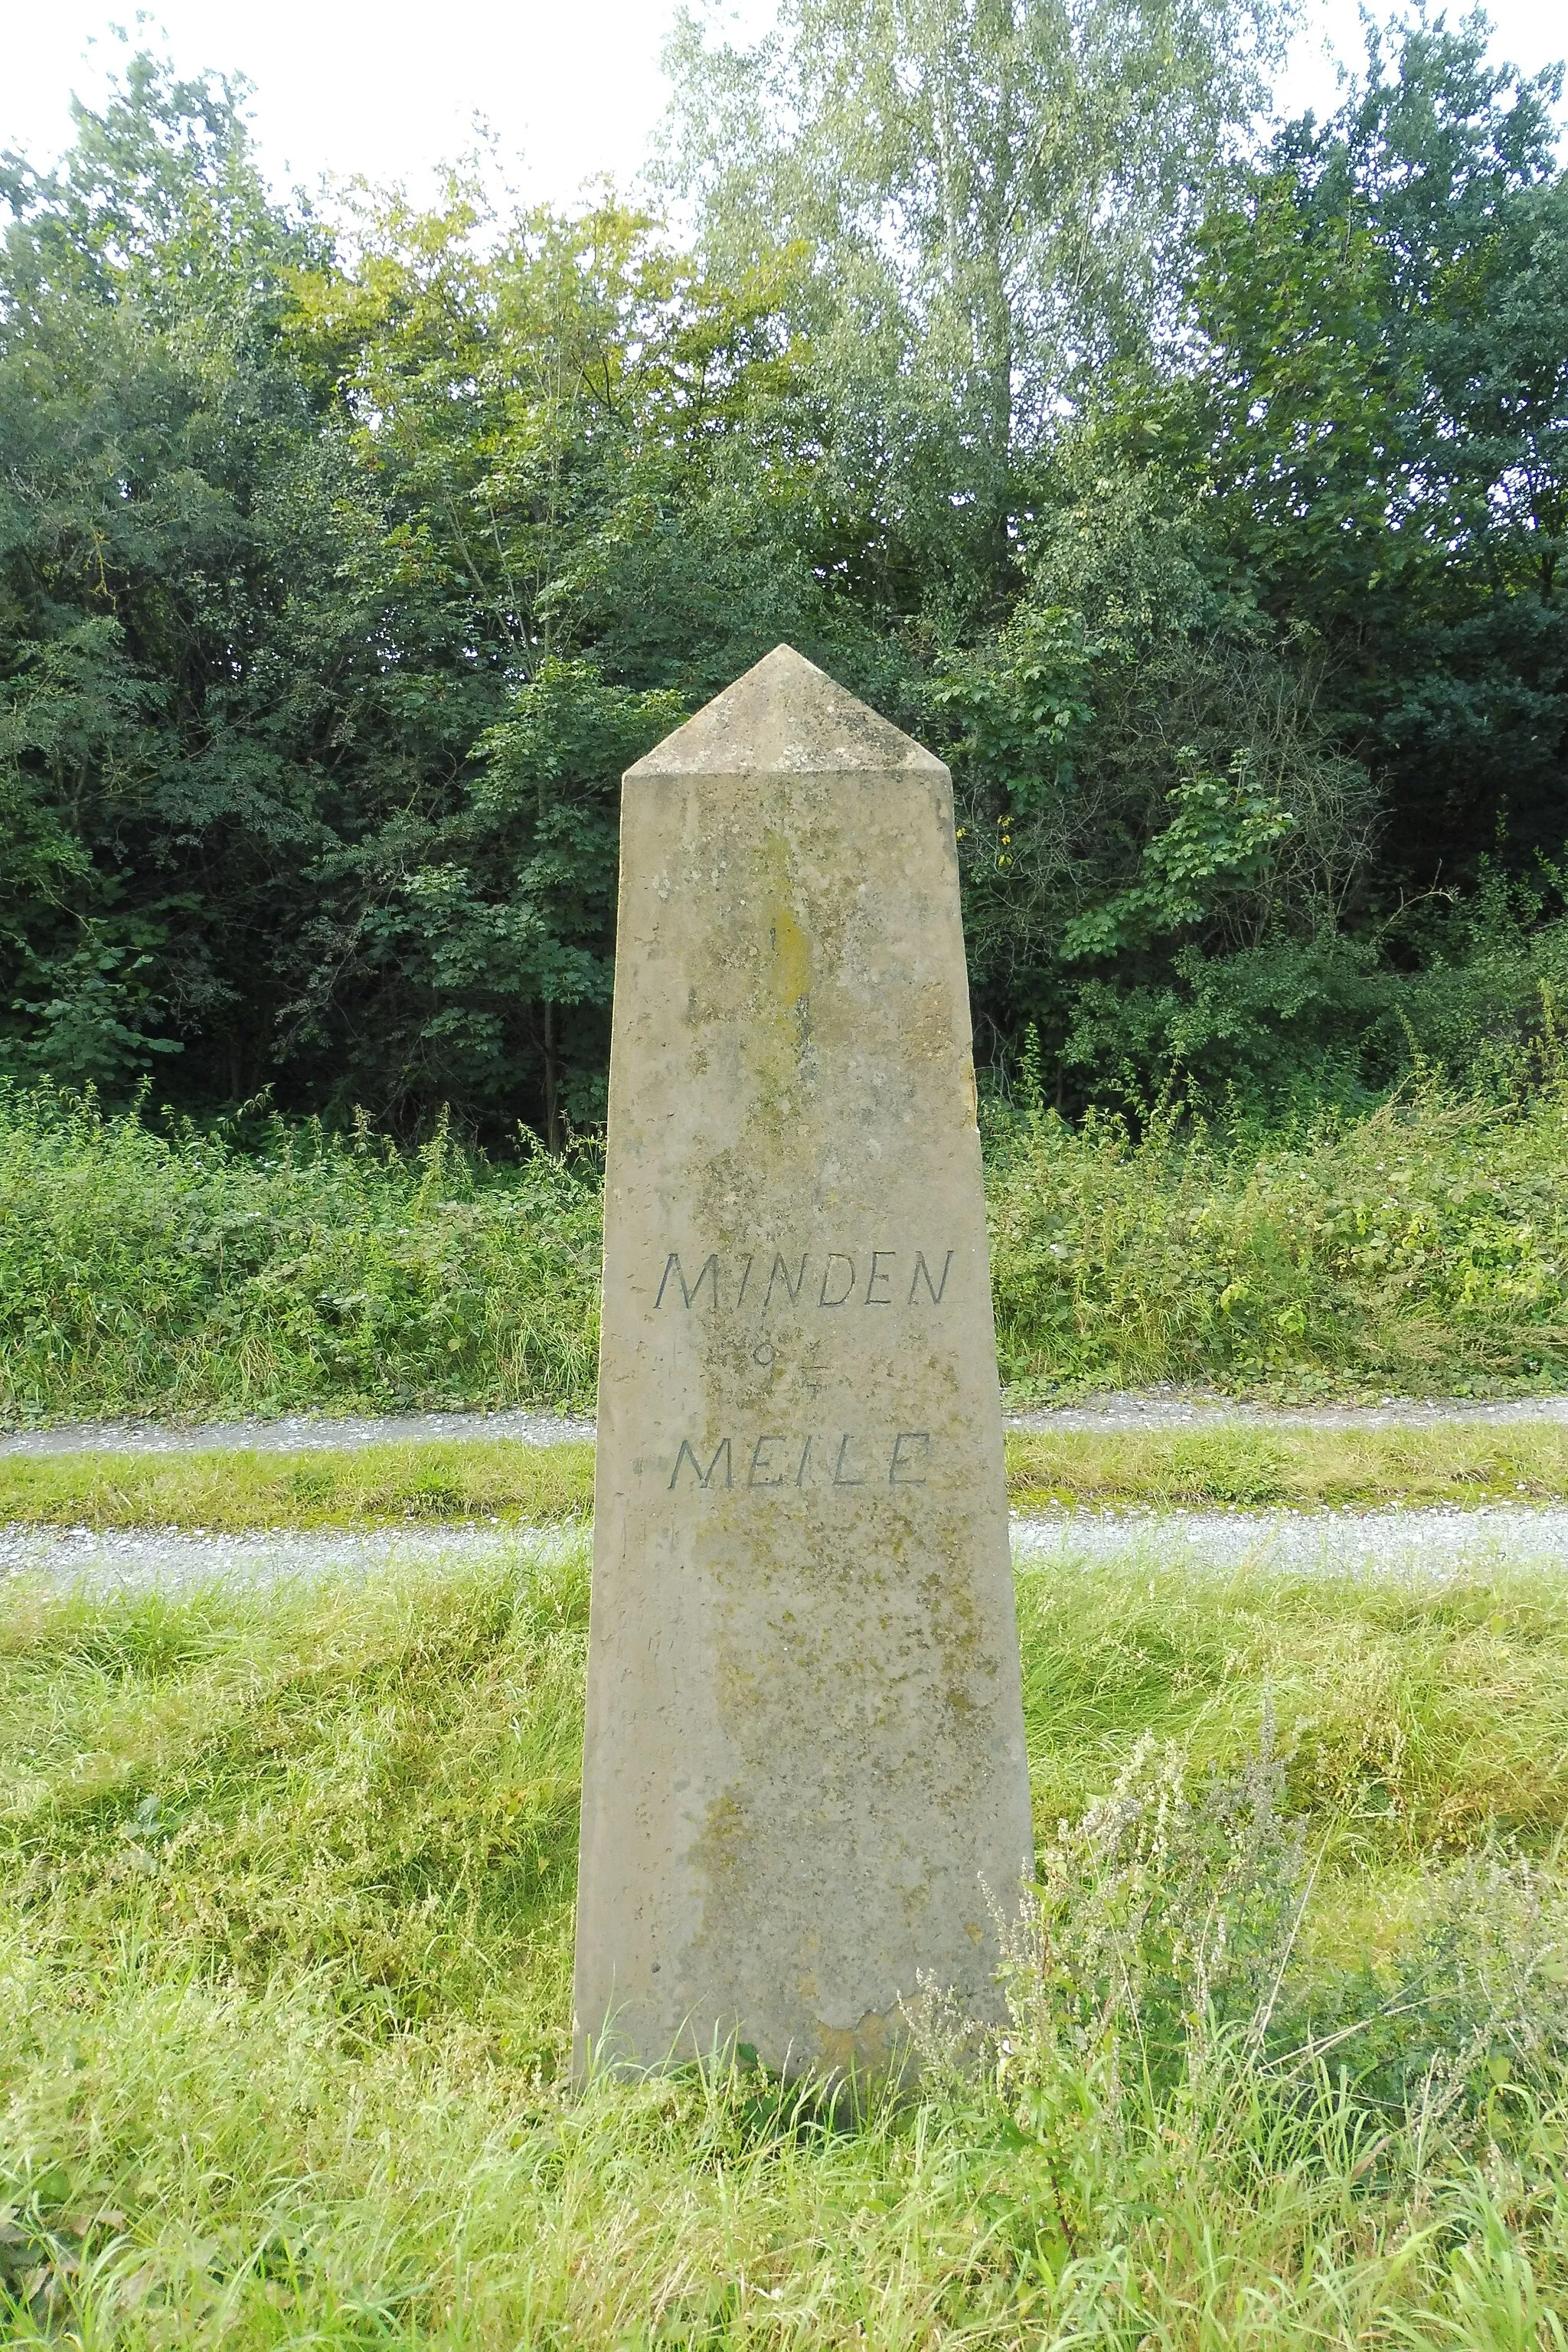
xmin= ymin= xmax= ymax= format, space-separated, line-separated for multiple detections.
xmin=7 ymin=1065 xmax=1568 ymax=1424
xmin=987 ymin=1070 xmax=1568 ymax=1396
xmin=4 ymin=24 xmax=1565 ymax=1137
xmin=0 ymin=1088 xmax=601 ymax=1422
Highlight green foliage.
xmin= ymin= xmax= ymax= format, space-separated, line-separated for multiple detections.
xmin=987 ymin=1071 xmax=1568 ymax=1395
xmin=417 ymin=658 xmax=687 ymax=1145
xmin=1058 ymin=750 xmax=1298 ymax=959
xmin=10 ymin=1062 xmax=1568 ymax=1422
xmin=665 ymin=0 xmax=1291 ymax=606
xmin=1 ymin=15 xmax=1566 ymax=1135
xmin=1170 ymin=15 xmax=1568 ymax=886
xmin=930 ymin=456 xmax=1390 ymax=1101
xmin=0 ymin=59 xmax=864 ymax=1136
xmin=0 ymin=1086 xmax=601 ymax=1422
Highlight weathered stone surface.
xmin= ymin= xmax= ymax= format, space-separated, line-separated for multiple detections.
xmin=573 ymin=644 xmax=1033 ymax=2082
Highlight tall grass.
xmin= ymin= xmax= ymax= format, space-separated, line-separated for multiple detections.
xmin=988 ymin=1077 xmax=1568 ymax=1396
xmin=6 ymin=1550 xmax=1568 ymax=2341
xmin=5 ymin=1068 xmax=1568 ymax=1425
xmin=0 ymin=1087 xmax=601 ymax=1422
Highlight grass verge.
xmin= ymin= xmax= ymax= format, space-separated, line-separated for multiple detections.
xmin=5 ymin=1549 xmax=1568 ymax=2341
xmin=6 ymin=1419 xmax=1568 ymax=1527
xmin=0 ymin=1088 xmax=601 ymax=1424
xmin=987 ymin=1076 xmax=1568 ymax=1397
xmin=0 ymin=1439 xmax=596 ymax=1530
xmin=1006 ymin=1416 xmax=1568 ymax=1510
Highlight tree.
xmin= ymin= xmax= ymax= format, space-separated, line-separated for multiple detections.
xmin=0 ymin=54 xmax=877 ymax=1132
xmin=279 ymin=176 xmax=890 ymax=1129
xmin=929 ymin=456 xmax=1384 ymax=1106
xmin=0 ymin=51 xmax=340 ymax=1096
xmin=1171 ymin=13 xmax=1568 ymax=882
xmin=5 ymin=18 xmax=1565 ymax=1136
xmin=662 ymin=0 xmax=1292 ymax=612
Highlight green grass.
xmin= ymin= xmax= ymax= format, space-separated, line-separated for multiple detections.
xmin=1015 ymin=1551 xmax=1568 ymax=1857
xmin=0 ymin=1439 xmax=596 ymax=1530
xmin=1006 ymin=1417 xmax=1568 ymax=1510
xmin=5 ymin=1420 xmax=1568 ymax=1530
xmin=8 ymin=1549 xmax=1568 ymax=2342
xmin=0 ymin=1089 xmax=602 ymax=1424
xmin=8 ymin=1070 xmax=1568 ymax=1428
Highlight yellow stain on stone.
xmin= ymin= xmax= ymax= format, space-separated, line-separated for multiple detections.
xmin=813 ymin=2009 xmax=900 ymax=2078
xmin=768 ymin=898 xmax=812 ymax=1052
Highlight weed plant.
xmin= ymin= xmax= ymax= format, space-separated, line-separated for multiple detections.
xmin=7 ymin=1062 xmax=1568 ymax=1427
xmin=988 ymin=1070 xmax=1568 ymax=1396
xmin=6 ymin=1550 xmax=1568 ymax=2341
xmin=0 ymin=1087 xmax=601 ymax=1423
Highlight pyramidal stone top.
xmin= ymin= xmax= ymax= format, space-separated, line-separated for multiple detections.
xmin=627 ymin=643 xmax=946 ymax=779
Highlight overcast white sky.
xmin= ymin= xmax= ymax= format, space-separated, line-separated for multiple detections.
xmin=0 ymin=0 xmax=1563 ymax=217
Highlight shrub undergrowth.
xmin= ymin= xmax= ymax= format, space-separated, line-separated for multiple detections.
xmin=0 ymin=1088 xmax=602 ymax=1422
xmin=988 ymin=1075 xmax=1568 ymax=1396
xmin=5 ymin=1063 xmax=1568 ymax=1426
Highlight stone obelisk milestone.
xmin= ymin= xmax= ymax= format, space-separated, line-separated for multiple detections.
xmin=573 ymin=645 xmax=1033 ymax=2081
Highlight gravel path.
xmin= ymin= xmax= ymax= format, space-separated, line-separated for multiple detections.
xmin=1011 ymin=1501 xmax=1568 ymax=1576
xmin=1007 ymin=1389 xmax=1568 ymax=1432
xmin=0 ymin=1522 xmax=575 ymax=1594
xmin=5 ymin=1390 xmax=1568 ymax=1457
xmin=7 ymin=1395 xmax=1568 ymax=1596
xmin=7 ymin=1505 xmax=1568 ymax=1593
xmin=0 ymin=1407 xmax=596 ymax=1458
